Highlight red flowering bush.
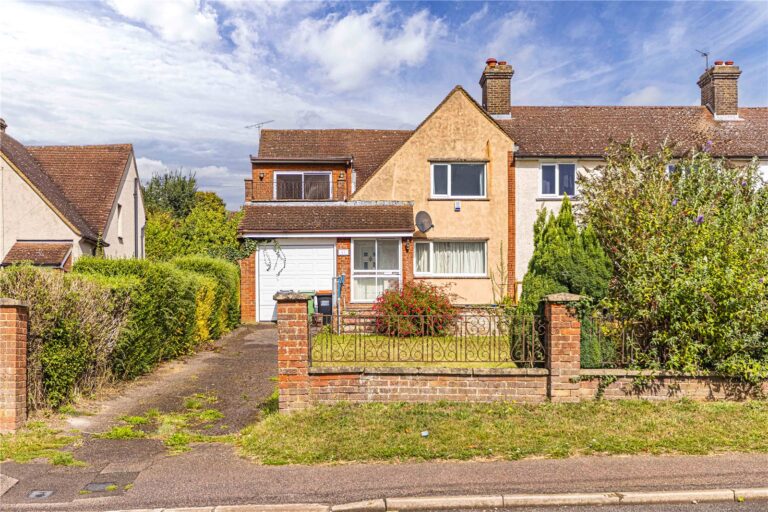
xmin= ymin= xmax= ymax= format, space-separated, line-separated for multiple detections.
xmin=372 ymin=281 xmax=457 ymax=337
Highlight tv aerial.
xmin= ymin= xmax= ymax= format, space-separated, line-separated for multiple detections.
xmin=245 ymin=120 xmax=274 ymax=136
xmin=695 ymin=49 xmax=710 ymax=70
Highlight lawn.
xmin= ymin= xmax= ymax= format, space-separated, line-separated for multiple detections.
xmin=238 ymin=400 xmax=768 ymax=465
xmin=310 ymin=332 xmax=542 ymax=368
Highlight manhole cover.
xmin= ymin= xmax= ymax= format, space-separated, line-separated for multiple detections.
xmin=84 ymin=482 xmax=115 ymax=492
xmin=28 ymin=490 xmax=54 ymax=499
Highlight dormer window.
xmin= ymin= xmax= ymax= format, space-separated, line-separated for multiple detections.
xmin=274 ymin=172 xmax=332 ymax=200
xmin=431 ymin=163 xmax=486 ymax=198
xmin=541 ymin=163 xmax=576 ymax=197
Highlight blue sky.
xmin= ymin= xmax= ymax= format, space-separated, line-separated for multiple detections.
xmin=1 ymin=0 xmax=766 ymax=207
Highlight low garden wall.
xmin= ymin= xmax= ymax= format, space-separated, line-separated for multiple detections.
xmin=276 ymin=293 xmax=767 ymax=413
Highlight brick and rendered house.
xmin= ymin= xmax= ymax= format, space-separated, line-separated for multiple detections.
xmin=0 ymin=119 xmax=146 ymax=268
xmin=239 ymin=59 xmax=768 ymax=322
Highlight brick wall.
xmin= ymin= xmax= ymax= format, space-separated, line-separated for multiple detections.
xmin=239 ymin=252 xmax=256 ymax=323
xmin=249 ymin=163 xmax=350 ymax=201
xmin=275 ymin=293 xmax=766 ymax=413
xmin=579 ymin=370 xmax=768 ymax=401
xmin=0 ymin=299 xmax=28 ymax=433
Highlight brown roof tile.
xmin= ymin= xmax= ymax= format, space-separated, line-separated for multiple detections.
xmin=27 ymin=144 xmax=133 ymax=235
xmin=258 ymin=129 xmax=412 ymax=187
xmin=1 ymin=133 xmax=98 ymax=240
xmin=2 ymin=241 xmax=73 ymax=267
xmin=500 ymin=106 xmax=768 ymax=158
xmin=239 ymin=202 xmax=414 ymax=235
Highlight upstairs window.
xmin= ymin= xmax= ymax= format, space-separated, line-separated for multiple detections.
xmin=541 ymin=163 xmax=576 ymax=197
xmin=116 ymin=203 xmax=123 ymax=240
xmin=274 ymin=172 xmax=332 ymax=200
xmin=431 ymin=163 xmax=486 ymax=198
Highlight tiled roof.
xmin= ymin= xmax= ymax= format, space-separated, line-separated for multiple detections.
xmin=257 ymin=129 xmax=412 ymax=187
xmin=2 ymin=241 xmax=72 ymax=267
xmin=27 ymin=144 xmax=133 ymax=236
xmin=500 ymin=106 xmax=768 ymax=158
xmin=239 ymin=202 xmax=414 ymax=235
xmin=0 ymin=133 xmax=98 ymax=240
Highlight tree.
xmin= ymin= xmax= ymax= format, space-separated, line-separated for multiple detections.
xmin=143 ymin=169 xmax=198 ymax=218
xmin=519 ymin=196 xmax=612 ymax=312
xmin=579 ymin=142 xmax=768 ymax=381
xmin=145 ymin=191 xmax=243 ymax=262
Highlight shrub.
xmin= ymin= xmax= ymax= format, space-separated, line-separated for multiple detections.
xmin=372 ymin=281 xmax=457 ymax=337
xmin=73 ymin=257 xmax=198 ymax=378
xmin=520 ymin=196 xmax=612 ymax=312
xmin=0 ymin=266 xmax=129 ymax=409
xmin=579 ymin=143 xmax=768 ymax=382
xmin=171 ymin=256 xmax=240 ymax=335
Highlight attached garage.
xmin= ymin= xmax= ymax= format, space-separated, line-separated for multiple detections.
xmin=237 ymin=202 xmax=415 ymax=324
xmin=257 ymin=239 xmax=335 ymax=321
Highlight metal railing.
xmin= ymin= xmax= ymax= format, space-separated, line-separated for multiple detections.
xmin=580 ymin=311 xmax=654 ymax=368
xmin=250 ymin=180 xmax=336 ymax=201
xmin=309 ymin=310 xmax=546 ymax=367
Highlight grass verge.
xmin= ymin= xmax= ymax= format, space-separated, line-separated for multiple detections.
xmin=0 ymin=422 xmax=83 ymax=465
xmin=239 ymin=400 xmax=768 ymax=465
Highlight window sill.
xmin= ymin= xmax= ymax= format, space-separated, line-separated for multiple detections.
xmin=414 ymin=275 xmax=490 ymax=280
xmin=428 ymin=198 xmax=490 ymax=202
xmin=536 ymin=196 xmax=581 ymax=202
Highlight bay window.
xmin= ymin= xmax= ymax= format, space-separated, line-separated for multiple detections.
xmin=274 ymin=172 xmax=332 ymax=200
xmin=541 ymin=163 xmax=576 ymax=197
xmin=352 ymin=239 xmax=401 ymax=302
xmin=431 ymin=163 xmax=486 ymax=198
xmin=414 ymin=241 xmax=486 ymax=277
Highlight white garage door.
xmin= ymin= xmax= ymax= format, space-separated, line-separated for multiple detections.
xmin=257 ymin=240 xmax=335 ymax=321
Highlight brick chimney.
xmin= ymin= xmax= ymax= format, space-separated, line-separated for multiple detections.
xmin=0 ymin=118 xmax=6 ymax=133
xmin=479 ymin=58 xmax=514 ymax=116
xmin=697 ymin=61 xmax=741 ymax=119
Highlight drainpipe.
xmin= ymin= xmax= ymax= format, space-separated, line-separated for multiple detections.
xmin=133 ymin=177 xmax=139 ymax=258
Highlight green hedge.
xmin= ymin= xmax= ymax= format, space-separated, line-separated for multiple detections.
xmin=0 ymin=266 xmax=130 ymax=409
xmin=171 ymin=256 xmax=240 ymax=337
xmin=74 ymin=256 xmax=240 ymax=380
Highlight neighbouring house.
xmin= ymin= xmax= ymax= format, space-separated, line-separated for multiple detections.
xmin=238 ymin=59 xmax=768 ymax=322
xmin=0 ymin=119 xmax=146 ymax=269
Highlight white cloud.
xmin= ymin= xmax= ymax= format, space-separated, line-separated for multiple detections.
xmin=285 ymin=3 xmax=444 ymax=91
xmin=621 ymin=85 xmax=666 ymax=106
xmin=107 ymin=0 xmax=220 ymax=44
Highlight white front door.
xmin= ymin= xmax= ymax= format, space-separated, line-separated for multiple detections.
xmin=257 ymin=239 xmax=335 ymax=321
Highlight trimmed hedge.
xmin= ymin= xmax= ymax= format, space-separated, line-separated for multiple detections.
xmin=0 ymin=256 xmax=242 ymax=409
xmin=171 ymin=256 xmax=240 ymax=337
xmin=0 ymin=266 xmax=130 ymax=409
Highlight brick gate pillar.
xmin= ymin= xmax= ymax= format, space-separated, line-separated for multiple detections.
xmin=543 ymin=293 xmax=582 ymax=403
xmin=275 ymin=292 xmax=310 ymax=413
xmin=0 ymin=299 xmax=28 ymax=433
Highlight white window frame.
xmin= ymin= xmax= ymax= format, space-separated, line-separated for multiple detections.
xmin=540 ymin=162 xmax=578 ymax=198
xmin=430 ymin=162 xmax=487 ymax=199
xmin=273 ymin=171 xmax=332 ymax=200
xmin=413 ymin=240 xmax=488 ymax=278
xmin=351 ymin=238 xmax=402 ymax=303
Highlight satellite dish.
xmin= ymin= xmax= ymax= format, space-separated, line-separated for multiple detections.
xmin=415 ymin=211 xmax=434 ymax=233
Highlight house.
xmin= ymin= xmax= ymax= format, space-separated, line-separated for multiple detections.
xmin=0 ymin=119 xmax=146 ymax=269
xmin=238 ymin=59 xmax=768 ymax=322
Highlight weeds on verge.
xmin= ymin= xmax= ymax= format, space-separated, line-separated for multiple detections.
xmin=0 ymin=422 xmax=83 ymax=465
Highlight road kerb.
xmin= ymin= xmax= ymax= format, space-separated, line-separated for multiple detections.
xmin=385 ymin=495 xmax=504 ymax=510
xmin=214 ymin=506 xmax=330 ymax=512
xmin=331 ymin=498 xmax=386 ymax=511
xmin=618 ymin=489 xmax=735 ymax=505
xmin=502 ymin=492 xmax=620 ymax=507
xmin=734 ymin=488 xmax=768 ymax=502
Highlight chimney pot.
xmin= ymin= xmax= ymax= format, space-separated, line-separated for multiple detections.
xmin=714 ymin=60 xmax=724 ymax=65
xmin=498 ymin=61 xmax=507 ymax=65
xmin=486 ymin=58 xmax=497 ymax=66
xmin=725 ymin=60 xmax=734 ymax=65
